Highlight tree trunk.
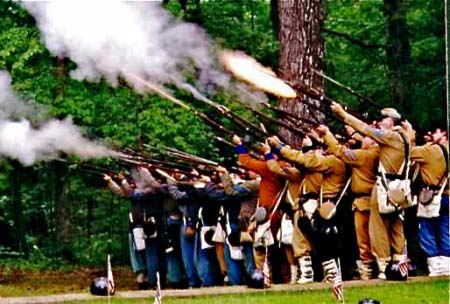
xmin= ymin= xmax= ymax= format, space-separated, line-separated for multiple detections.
xmin=383 ymin=0 xmax=411 ymax=111
xmin=277 ymin=0 xmax=325 ymax=147
xmin=54 ymin=56 xmax=72 ymax=257
xmin=54 ymin=162 xmax=71 ymax=256
xmin=11 ymin=161 xmax=26 ymax=253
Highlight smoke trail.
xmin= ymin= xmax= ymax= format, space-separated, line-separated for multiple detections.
xmin=23 ymin=1 xmax=228 ymax=90
xmin=0 ymin=71 xmax=119 ymax=165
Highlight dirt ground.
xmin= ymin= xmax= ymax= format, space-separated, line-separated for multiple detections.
xmin=0 ymin=266 xmax=445 ymax=304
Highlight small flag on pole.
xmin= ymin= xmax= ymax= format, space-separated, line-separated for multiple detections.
xmin=107 ymin=254 xmax=115 ymax=295
xmin=398 ymin=255 xmax=409 ymax=278
xmin=332 ymin=258 xmax=344 ymax=302
xmin=154 ymin=272 xmax=162 ymax=304
xmin=263 ymin=245 xmax=270 ymax=288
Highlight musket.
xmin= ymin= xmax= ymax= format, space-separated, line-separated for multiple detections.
xmin=177 ymin=83 xmax=267 ymax=141
xmin=261 ymin=103 xmax=319 ymax=126
xmin=312 ymin=69 xmax=382 ymax=110
xmin=126 ymin=73 xmax=235 ymax=138
xmin=291 ymin=82 xmax=371 ymax=123
xmin=214 ymin=136 xmax=235 ymax=148
xmin=162 ymin=146 xmax=219 ymax=166
xmin=54 ymin=158 xmax=120 ymax=177
xmin=119 ymin=154 xmax=195 ymax=172
xmin=116 ymin=157 xmax=201 ymax=177
xmin=237 ymin=101 xmax=306 ymax=140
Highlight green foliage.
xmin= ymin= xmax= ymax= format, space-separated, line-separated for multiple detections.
xmin=324 ymin=0 xmax=444 ymax=131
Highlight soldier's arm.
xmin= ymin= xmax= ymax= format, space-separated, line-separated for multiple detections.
xmin=332 ymin=104 xmax=396 ymax=145
xmin=410 ymin=145 xmax=429 ymax=164
xmin=104 ymin=177 xmax=125 ymax=197
xmin=138 ymin=166 xmax=162 ymax=189
xmin=323 ymin=131 xmax=366 ymax=166
xmin=237 ymin=145 xmax=270 ymax=176
xmin=278 ymin=145 xmax=306 ymax=165
xmin=267 ymin=159 xmax=302 ymax=181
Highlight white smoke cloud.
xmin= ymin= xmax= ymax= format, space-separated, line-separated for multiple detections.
xmin=0 ymin=71 xmax=119 ymax=165
xmin=23 ymin=1 xmax=228 ymax=89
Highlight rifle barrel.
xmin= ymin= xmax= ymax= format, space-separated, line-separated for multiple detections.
xmin=312 ymin=69 xmax=381 ymax=109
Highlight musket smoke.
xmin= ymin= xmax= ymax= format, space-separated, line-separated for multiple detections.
xmin=23 ymin=1 xmax=228 ymax=90
xmin=0 ymin=71 xmax=119 ymax=165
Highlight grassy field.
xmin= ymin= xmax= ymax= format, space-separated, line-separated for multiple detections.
xmin=64 ymin=279 xmax=448 ymax=304
xmin=1 ymin=276 xmax=448 ymax=303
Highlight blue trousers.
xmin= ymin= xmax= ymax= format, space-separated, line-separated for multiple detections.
xmin=166 ymin=217 xmax=184 ymax=284
xmin=194 ymin=231 xmax=222 ymax=286
xmin=224 ymin=241 xmax=256 ymax=285
xmin=180 ymin=223 xmax=201 ymax=287
xmin=418 ymin=194 xmax=450 ymax=257
xmin=145 ymin=237 xmax=166 ymax=286
xmin=128 ymin=233 xmax=147 ymax=274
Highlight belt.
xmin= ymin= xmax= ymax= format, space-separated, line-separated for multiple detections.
xmin=352 ymin=193 xmax=372 ymax=199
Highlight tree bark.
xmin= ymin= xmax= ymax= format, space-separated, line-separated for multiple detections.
xmin=54 ymin=57 xmax=71 ymax=256
xmin=277 ymin=0 xmax=325 ymax=147
xmin=383 ymin=0 xmax=411 ymax=111
xmin=11 ymin=161 xmax=26 ymax=253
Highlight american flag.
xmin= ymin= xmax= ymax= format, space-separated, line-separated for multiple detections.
xmin=398 ymin=255 xmax=409 ymax=278
xmin=332 ymin=258 xmax=344 ymax=302
xmin=263 ymin=245 xmax=270 ymax=288
xmin=107 ymin=254 xmax=115 ymax=295
xmin=154 ymin=272 xmax=162 ymax=304
xmin=332 ymin=274 xmax=343 ymax=302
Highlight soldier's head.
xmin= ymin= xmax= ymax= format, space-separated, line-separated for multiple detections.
xmin=379 ymin=108 xmax=401 ymax=130
xmin=432 ymin=128 xmax=448 ymax=144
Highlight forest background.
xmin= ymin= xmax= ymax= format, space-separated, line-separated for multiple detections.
xmin=0 ymin=0 xmax=445 ymax=269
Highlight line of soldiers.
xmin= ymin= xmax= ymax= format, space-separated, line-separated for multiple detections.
xmin=103 ymin=101 xmax=449 ymax=289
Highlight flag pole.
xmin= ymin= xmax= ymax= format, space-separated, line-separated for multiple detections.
xmin=336 ymin=257 xmax=345 ymax=304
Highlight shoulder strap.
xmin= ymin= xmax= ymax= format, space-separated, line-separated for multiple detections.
xmin=437 ymin=144 xmax=449 ymax=185
xmin=396 ymin=131 xmax=410 ymax=178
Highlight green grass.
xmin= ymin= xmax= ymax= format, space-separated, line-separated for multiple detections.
xmin=63 ymin=280 xmax=449 ymax=304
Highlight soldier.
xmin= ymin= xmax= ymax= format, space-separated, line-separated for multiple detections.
xmin=232 ymin=135 xmax=285 ymax=284
xmin=316 ymin=125 xmax=380 ymax=280
xmin=331 ymin=103 xmax=414 ymax=279
xmin=411 ymin=128 xmax=449 ymax=276
xmin=268 ymin=136 xmax=322 ymax=283
xmin=103 ymin=172 xmax=148 ymax=289
xmin=268 ymin=134 xmax=346 ymax=283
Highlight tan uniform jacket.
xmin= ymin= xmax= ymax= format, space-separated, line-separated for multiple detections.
xmin=337 ymin=111 xmax=412 ymax=174
xmin=279 ymin=147 xmax=322 ymax=194
xmin=280 ymin=146 xmax=346 ymax=199
xmin=411 ymin=143 xmax=448 ymax=187
xmin=323 ymin=132 xmax=380 ymax=210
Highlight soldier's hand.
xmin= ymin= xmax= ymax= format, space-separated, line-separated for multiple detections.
xmin=216 ymin=166 xmax=227 ymax=174
xmin=345 ymin=125 xmax=355 ymax=137
xmin=330 ymin=101 xmax=344 ymax=114
xmin=267 ymin=136 xmax=281 ymax=147
xmin=117 ymin=172 xmax=125 ymax=181
xmin=315 ymin=125 xmax=329 ymax=137
xmin=232 ymin=135 xmax=242 ymax=145
xmin=191 ymin=169 xmax=200 ymax=176
xmin=103 ymin=174 xmax=112 ymax=182
xmin=401 ymin=120 xmax=413 ymax=132
xmin=259 ymin=143 xmax=271 ymax=154
xmin=302 ymin=135 xmax=313 ymax=147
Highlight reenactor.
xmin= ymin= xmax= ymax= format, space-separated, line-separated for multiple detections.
xmin=411 ymin=128 xmax=449 ymax=276
xmin=232 ymin=135 xmax=285 ymax=284
xmin=331 ymin=103 xmax=414 ymax=279
xmin=316 ymin=125 xmax=380 ymax=280
xmin=268 ymin=134 xmax=346 ymax=283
